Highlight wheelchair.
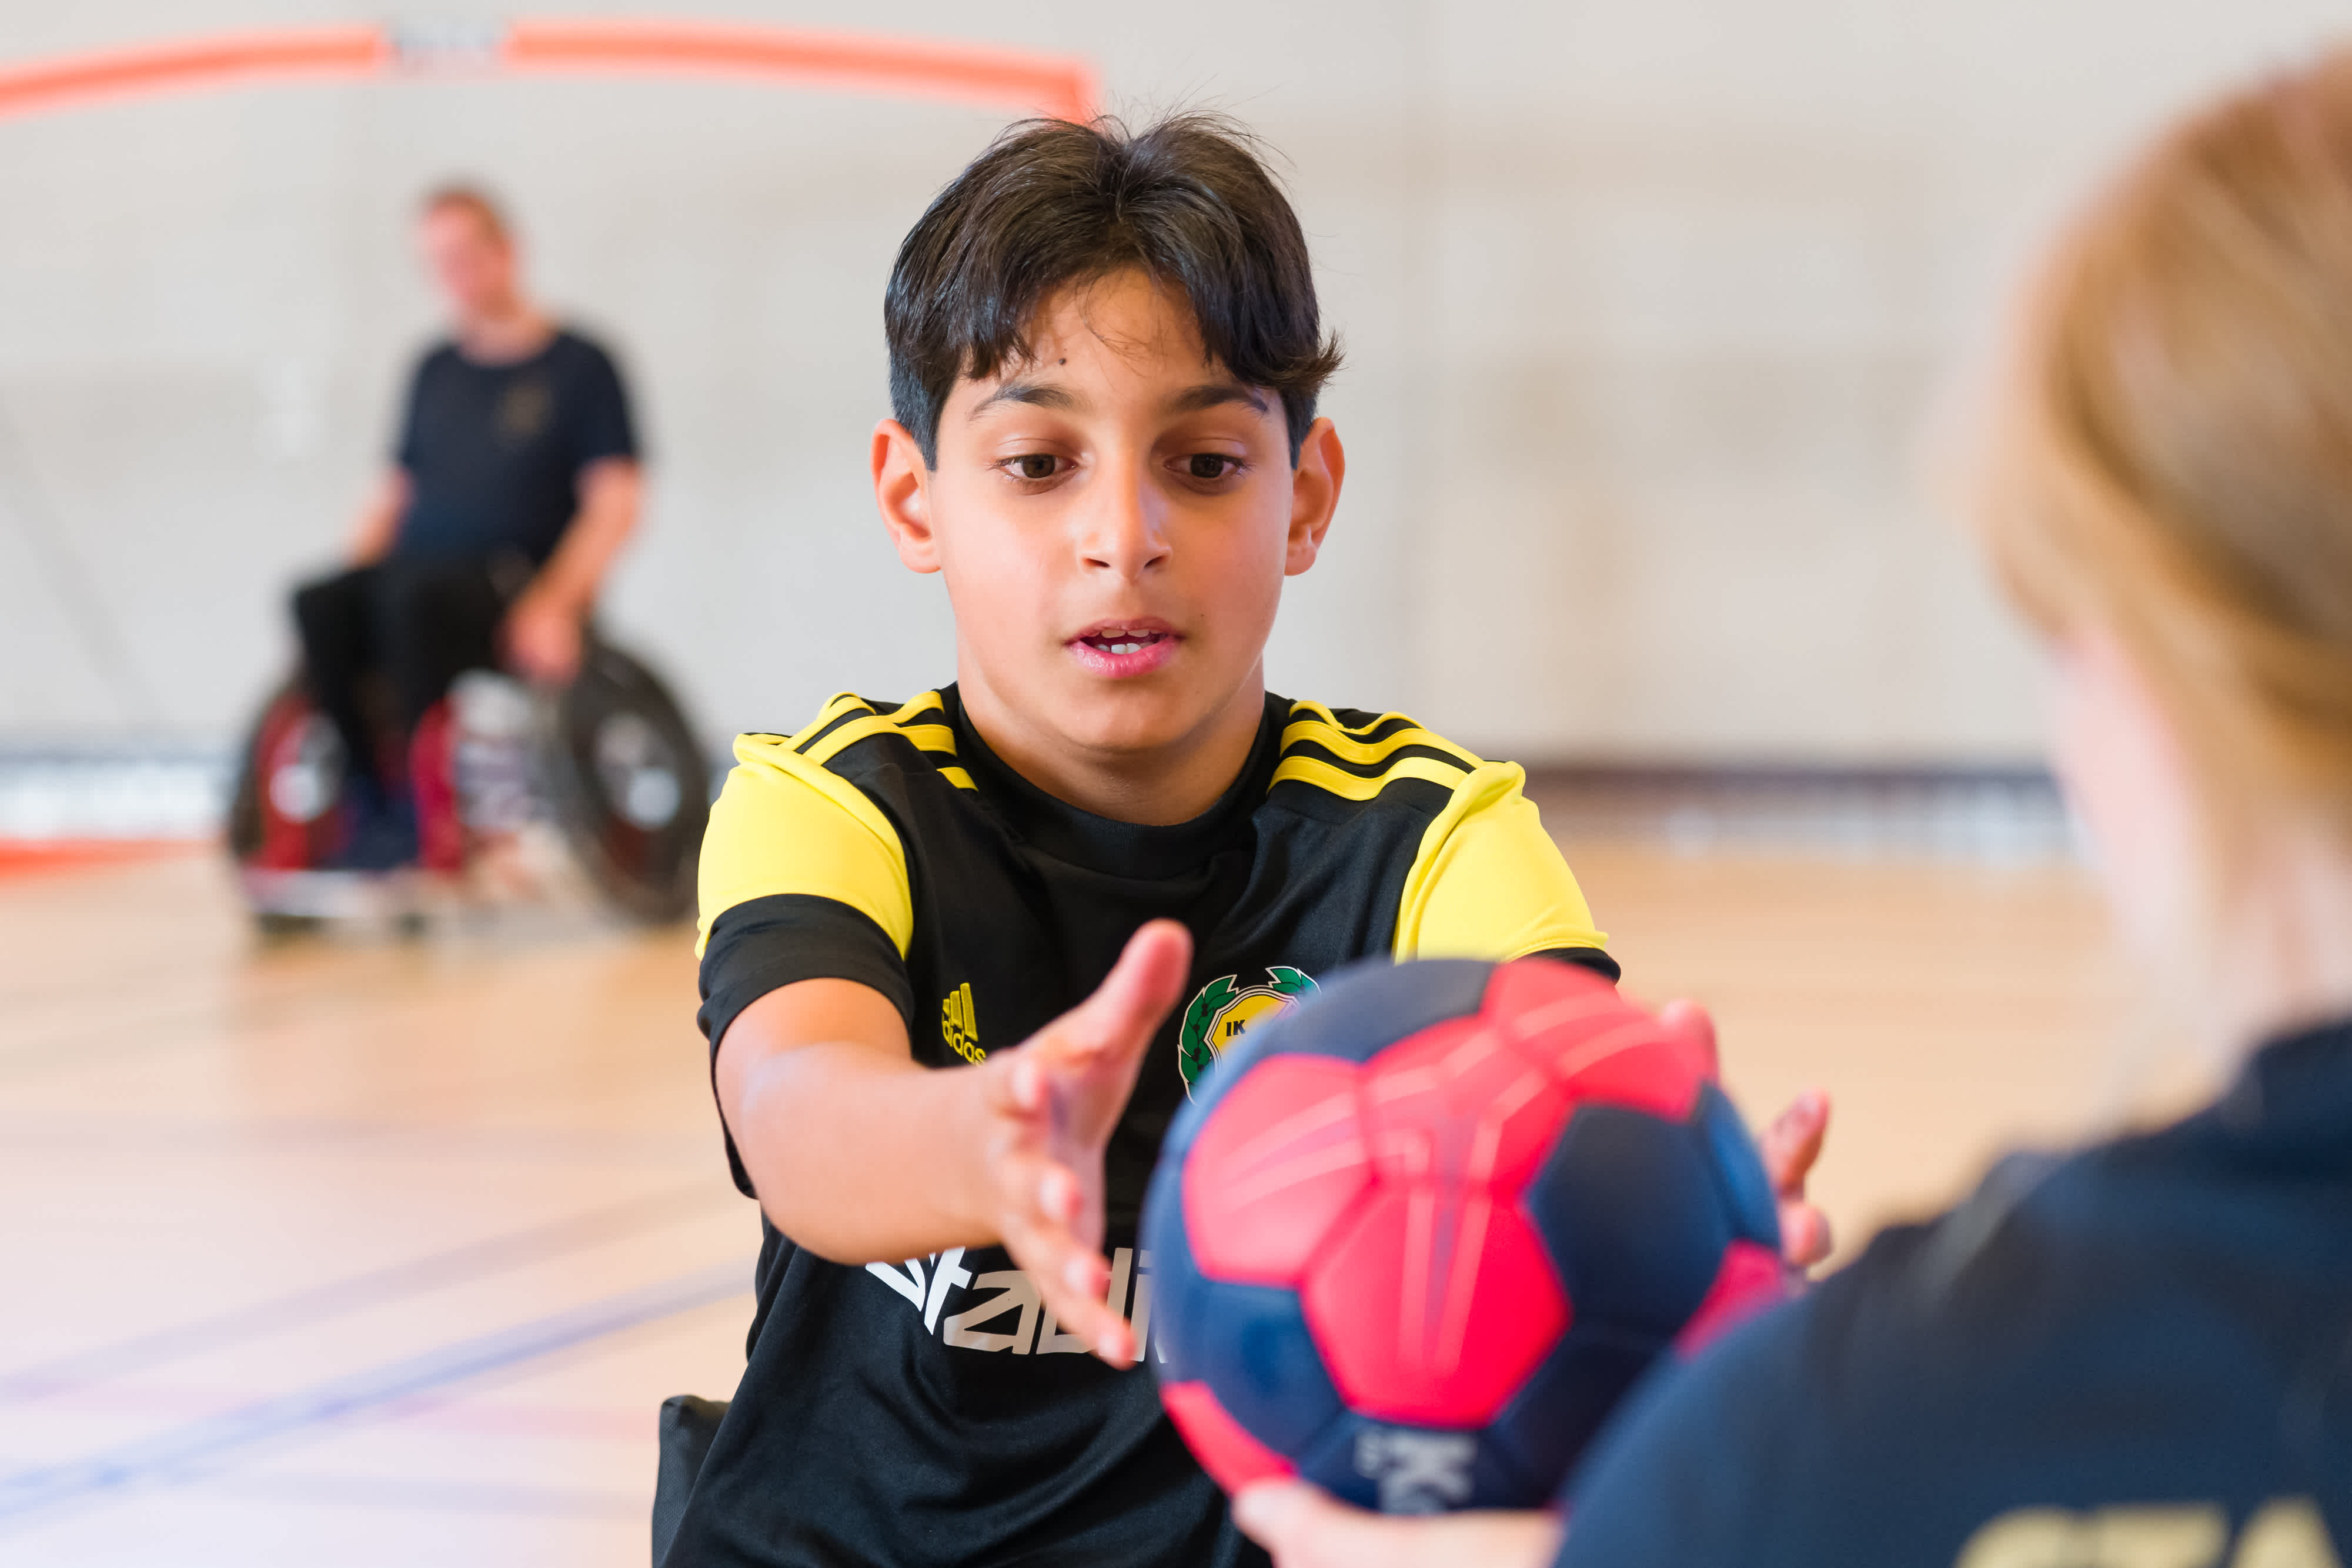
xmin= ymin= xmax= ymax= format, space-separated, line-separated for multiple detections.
xmin=226 ymin=636 xmax=709 ymax=931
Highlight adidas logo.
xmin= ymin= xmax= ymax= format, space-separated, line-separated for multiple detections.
xmin=941 ymin=982 xmax=983 ymax=1064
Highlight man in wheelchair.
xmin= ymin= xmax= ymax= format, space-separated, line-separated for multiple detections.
xmin=290 ymin=184 xmax=641 ymax=871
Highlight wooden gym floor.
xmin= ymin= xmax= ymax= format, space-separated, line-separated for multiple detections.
xmin=0 ymin=838 xmax=2187 ymax=1565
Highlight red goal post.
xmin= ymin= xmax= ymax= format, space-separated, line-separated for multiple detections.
xmin=0 ymin=17 xmax=1098 ymax=124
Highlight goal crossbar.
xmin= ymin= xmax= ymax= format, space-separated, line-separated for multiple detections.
xmin=0 ymin=18 xmax=1098 ymax=124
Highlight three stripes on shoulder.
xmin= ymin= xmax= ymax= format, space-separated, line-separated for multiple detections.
xmin=781 ymin=693 xmax=1489 ymax=804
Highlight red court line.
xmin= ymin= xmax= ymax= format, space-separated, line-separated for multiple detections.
xmin=0 ymin=20 xmax=1095 ymax=123
xmin=0 ymin=839 xmax=205 ymax=879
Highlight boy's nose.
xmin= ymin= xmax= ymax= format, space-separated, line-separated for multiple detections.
xmin=1076 ymin=469 xmax=1171 ymax=579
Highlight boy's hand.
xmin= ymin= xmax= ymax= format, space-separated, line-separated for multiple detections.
xmin=1759 ymin=1085 xmax=1833 ymax=1267
xmin=1232 ymin=1482 xmax=1561 ymax=1568
xmin=971 ymin=919 xmax=1192 ymax=1368
xmin=1658 ymin=999 xmax=1834 ymax=1269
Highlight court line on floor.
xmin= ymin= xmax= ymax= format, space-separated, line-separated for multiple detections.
xmin=0 ymin=1182 xmax=730 ymax=1405
xmin=3 ymin=1380 xmax=662 ymax=1439
xmin=0 ymin=975 xmax=662 ymax=1082
xmin=0 ymin=840 xmax=204 ymax=879
xmin=0 ymin=1259 xmax=749 ymax=1531
xmin=0 ymin=1111 xmax=713 ymax=1165
xmin=209 ymin=1467 xmax=646 ymax=1518
xmin=0 ymin=928 xmax=672 ymax=1082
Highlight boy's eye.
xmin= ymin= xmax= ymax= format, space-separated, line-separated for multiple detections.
xmin=1184 ymin=454 xmax=1241 ymax=481
xmin=1004 ymin=453 xmax=1067 ymax=481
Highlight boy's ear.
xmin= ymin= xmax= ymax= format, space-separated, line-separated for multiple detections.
xmin=1284 ymin=417 xmax=1345 ymax=577
xmin=872 ymin=419 xmax=941 ymax=574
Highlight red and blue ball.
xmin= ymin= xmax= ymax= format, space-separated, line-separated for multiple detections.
xmin=1141 ymin=956 xmax=1786 ymax=1512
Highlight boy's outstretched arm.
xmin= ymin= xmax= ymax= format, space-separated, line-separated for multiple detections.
xmin=714 ymin=920 xmax=1193 ymax=1368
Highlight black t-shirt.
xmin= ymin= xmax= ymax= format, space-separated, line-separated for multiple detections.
xmin=674 ymin=687 xmax=1618 ymax=1568
xmin=1553 ymin=1018 xmax=2352 ymax=1568
xmin=391 ymin=327 xmax=636 ymax=566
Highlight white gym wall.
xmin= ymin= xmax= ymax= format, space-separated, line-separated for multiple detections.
xmin=1 ymin=1 xmax=2346 ymax=761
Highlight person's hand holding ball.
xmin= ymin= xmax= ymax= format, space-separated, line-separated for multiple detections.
xmin=1134 ymin=958 xmax=1831 ymax=1567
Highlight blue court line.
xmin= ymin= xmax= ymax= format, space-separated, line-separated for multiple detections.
xmin=0 ymin=1259 xmax=749 ymax=1530
xmin=0 ymin=1182 xmax=726 ymax=1404
xmin=212 ymin=1469 xmax=644 ymax=1519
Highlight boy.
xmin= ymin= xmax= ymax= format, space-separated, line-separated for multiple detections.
xmin=670 ymin=115 xmax=1822 ymax=1568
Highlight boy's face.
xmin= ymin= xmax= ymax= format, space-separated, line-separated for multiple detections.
xmin=873 ymin=269 xmax=1342 ymax=784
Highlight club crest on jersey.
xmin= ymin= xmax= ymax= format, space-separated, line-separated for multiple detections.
xmin=1177 ymin=966 xmax=1317 ymax=1096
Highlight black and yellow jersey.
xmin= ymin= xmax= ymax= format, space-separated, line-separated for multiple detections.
xmin=671 ymin=684 xmax=1612 ymax=1568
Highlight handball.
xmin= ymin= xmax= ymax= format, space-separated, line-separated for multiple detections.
xmin=1140 ymin=957 xmax=1785 ymax=1512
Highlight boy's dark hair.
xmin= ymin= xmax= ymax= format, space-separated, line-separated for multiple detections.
xmin=885 ymin=113 xmax=1344 ymax=466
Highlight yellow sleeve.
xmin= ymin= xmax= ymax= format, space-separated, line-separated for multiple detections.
xmin=1392 ymin=761 xmax=1608 ymax=961
xmin=694 ymin=734 xmax=914 ymax=958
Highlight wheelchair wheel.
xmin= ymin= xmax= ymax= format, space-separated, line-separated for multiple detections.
xmin=226 ymin=676 xmax=349 ymax=873
xmin=540 ymin=641 xmax=709 ymax=924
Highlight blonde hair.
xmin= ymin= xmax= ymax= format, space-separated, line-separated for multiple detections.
xmin=1980 ymin=49 xmax=2352 ymax=857
xmin=418 ymin=183 xmax=511 ymax=245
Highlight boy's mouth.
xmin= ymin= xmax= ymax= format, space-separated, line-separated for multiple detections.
xmin=1067 ymin=621 xmax=1179 ymax=678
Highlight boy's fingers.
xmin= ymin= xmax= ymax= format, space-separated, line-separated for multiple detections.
xmin=970 ymin=925 xmax=1187 ymax=1373
xmin=1048 ymin=920 xmax=1193 ymax=1064
xmin=1062 ymin=1287 xmax=1134 ymax=1366
xmin=993 ymin=1141 xmax=1091 ymax=1244
xmin=1006 ymin=1219 xmax=1133 ymax=1366
xmin=1759 ymin=1089 xmax=1830 ymax=1198
xmin=1039 ymin=1165 xmax=1081 ymax=1226
xmin=991 ymin=1148 xmax=1133 ymax=1365
xmin=1760 ymin=1090 xmax=1833 ymax=1268
xmin=1004 ymin=1054 xmax=1045 ymax=1116
xmin=1780 ymin=1199 xmax=1834 ymax=1268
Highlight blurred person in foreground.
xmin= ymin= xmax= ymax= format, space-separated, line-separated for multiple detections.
xmin=1237 ymin=46 xmax=2352 ymax=1568
xmin=290 ymin=185 xmax=641 ymax=870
